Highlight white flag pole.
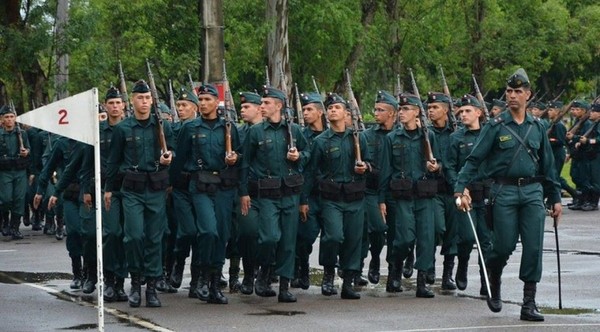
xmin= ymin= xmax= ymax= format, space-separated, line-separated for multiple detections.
xmin=92 ymin=88 xmax=105 ymax=331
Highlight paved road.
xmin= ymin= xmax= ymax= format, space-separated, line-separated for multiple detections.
xmin=1 ymin=201 xmax=599 ymax=331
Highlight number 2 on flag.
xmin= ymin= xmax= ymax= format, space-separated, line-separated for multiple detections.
xmin=58 ymin=109 xmax=69 ymax=124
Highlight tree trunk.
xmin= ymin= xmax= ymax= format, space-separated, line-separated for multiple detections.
xmin=55 ymin=0 xmax=69 ymax=100
xmin=266 ymin=0 xmax=292 ymax=98
xmin=200 ymin=0 xmax=224 ymax=83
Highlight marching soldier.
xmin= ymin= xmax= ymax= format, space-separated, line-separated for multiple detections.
xmin=379 ymin=93 xmax=442 ymax=298
xmin=490 ymin=99 xmax=507 ymax=118
xmin=546 ymin=101 xmax=576 ymax=199
xmin=575 ymin=101 xmax=600 ymax=210
xmin=566 ymin=100 xmax=592 ymax=210
xmin=0 ymin=105 xmax=31 ymax=240
xmin=454 ymin=68 xmax=562 ymax=321
xmin=302 ymin=93 xmax=370 ymax=299
xmin=239 ymin=87 xmax=309 ymax=303
xmin=104 ymin=79 xmax=174 ymax=308
xmin=170 ymin=83 xmax=240 ymax=304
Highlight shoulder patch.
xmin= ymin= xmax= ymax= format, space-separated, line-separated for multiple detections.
xmin=489 ymin=116 xmax=504 ymax=126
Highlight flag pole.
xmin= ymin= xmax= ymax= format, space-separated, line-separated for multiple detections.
xmin=92 ymin=88 xmax=105 ymax=331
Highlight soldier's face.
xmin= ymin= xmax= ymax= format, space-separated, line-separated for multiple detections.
xmin=260 ymin=97 xmax=282 ymax=121
xmin=132 ymin=92 xmax=152 ymax=114
xmin=570 ymin=107 xmax=584 ymax=118
xmin=547 ymin=108 xmax=559 ymax=120
xmin=398 ymin=105 xmax=418 ymax=124
xmin=459 ymin=106 xmax=481 ymax=127
xmin=198 ymin=94 xmax=218 ymax=118
xmin=2 ymin=113 xmax=16 ymax=129
xmin=176 ymin=100 xmax=197 ymax=121
xmin=326 ymin=103 xmax=345 ymax=123
xmin=505 ymin=87 xmax=531 ymax=111
xmin=104 ymin=98 xmax=124 ymax=119
xmin=427 ymin=102 xmax=448 ymax=122
xmin=373 ymin=103 xmax=394 ymax=125
xmin=302 ymin=104 xmax=323 ymax=125
xmin=589 ymin=111 xmax=600 ymax=121
xmin=491 ymin=106 xmax=502 ymax=116
xmin=240 ymin=103 xmax=261 ymax=124
xmin=531 ymin=107 xmax=543 ymax=117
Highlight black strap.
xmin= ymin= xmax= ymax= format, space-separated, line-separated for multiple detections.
xmin=501 ymin=122 xmax=537 ymax=166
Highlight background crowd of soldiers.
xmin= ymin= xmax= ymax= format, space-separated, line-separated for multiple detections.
xmin=1 ymin=64 xmax=598 ymax=321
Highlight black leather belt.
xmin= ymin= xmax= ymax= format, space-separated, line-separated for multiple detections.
xmin=494 ymin=176 xmax=544 ymax=186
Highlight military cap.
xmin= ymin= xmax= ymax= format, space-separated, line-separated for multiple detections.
xmin=132 ymin=80 xmax=150 ymax=93
xmin=375 ymin=90 xmax=399 ymax=109
xmin=197 ymin=83 xmax=219 ymax=97
xmin=485 ymin=101 xmax=492 ymax=111
xmin=178 ymin=88 xmax=199 ymax=105
xmin=300 ymin=92 xmax=322 ymax=106
xmin=507 ymin=68 xmax=530 ymax=88
xmin=398 ymin=93 xmax=421 ymax=107
xmin=239 ymin=91 xmax=262 ymax=105
xmin=460 ymin=94 xmax=482 ymax=108
xmin=453 ymin=98 xmax=463 ymax=108
xmin=571 ymin=99 xmax=590 ymax=110
xmin=324 ymin=92 xmax=348 ymax=108
xmin=158 ymin=102 xmax=171 ymax=114
xmin=536 ymin=102 xmax=547 ymax=110
xmin=591 ymin=102 xmax=600 ymax=112
xmin=262 ymin=86 xmax=286 ymax=102
xmin=492 ymin=99 xmax=507 ymax=109
xmin=105 ymin=86 xmax=122 ymax=101
xmin=0 ymin=105 xmax=9 ymax=116
xmin=426 ymin=92 xmax=451 ymax=105
xmin=547 ymin=100 xmax=563 ymax=109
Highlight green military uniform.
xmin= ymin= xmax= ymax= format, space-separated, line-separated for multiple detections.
xmin=454 ymin=69 xmax=561 ymax=321
xmin=105 ymin=80 xmax=174 ymax=308
xmin=579 ymin=103 xmax=600 ymax=210
xmin=25 ymin=126 xmax=43 ymax=230
xmin=240 ymin=87 xmax=309 ymax=302
xmin=546 ymin=101 xmax=571 ymax=198
xmin=378 ymin=93 xmax=441 ymax=298
xmin=0 ymin=105 xmax=31 ymax=239
xmin=567 ymin=100 xmax=593 ymax=210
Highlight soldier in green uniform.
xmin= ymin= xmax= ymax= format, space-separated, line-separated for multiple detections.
xmin=360 ymin=91 xmax=395 ymax=287
xmin=25 ymin=125 xmax=43 ymax=231
xmin=291 ymin=91 xmax=325 ymax=290
xmin=575 ymin=102 xmax=600 ymax=210
xmin=426 ymin=92 xmax=458 ymax=290
xmin=168 ymin=88 xmax=199 ymax=294
xmin=445 ymin=94 xmax=491 ymax=295
xmin=379 ymin=93 xmax=441 ymax=298
xmin=234 ymin=91 xmax=263 ymax=295
xmin=104 ymin=80 xmax=174 ymax=308
xmin=170 ymin=83 xmax=240 ymax=304
xmin=490 ymin=99 xmax=507 ymax=118
xmin=454 ymin=68 xmax=562 ymax=321
xmin=302 ymin=93 xmax=370 ymax=299
xmin=239 ymin=87 xmax=308 ymax=303
xmin=0 ymin=105 xmax=30 ymax=240
xmin=566 ymin=100 xmax=592 ymax=210
xmin=546 ymin=101 xmax=576 ymax=199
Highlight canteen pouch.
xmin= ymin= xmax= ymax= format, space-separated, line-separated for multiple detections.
xmin=63 ymin=183 xmax=80 ymax=202
xmin=258 ymin=178 xmax=282 ymax=198
xmin=122 ymin=171 xmax=148 ymax=193
xmin=219 ymin=167 xmax=239 ymax=188
xmin=415 ymin=179 xmax=438 ymax=198
xmin=484 ymin=198 xmax=494 ymax=230
xmin=389 ymin=179 xmax=413 ymax=199
xmin=319 ymin=180 xmax=342 ymax=201
xmin=343 ymin=180 xmax=366 ymax=202
xmin=194 ymin=171 xmax=221 ymax=193
xmin=468 ymin=182 xmax=484 ymax=202
xmin=148 ymin=169 xmax=170 ymax=192
xmin=283 ymin=174 xmax=304 ymax=194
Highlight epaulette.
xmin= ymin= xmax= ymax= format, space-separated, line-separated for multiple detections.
xmin=489 ymin=116 xmax=504 ymax=126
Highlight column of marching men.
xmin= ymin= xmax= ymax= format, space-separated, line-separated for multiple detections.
xmin=3 ymin=67 xmax=600 ymax=323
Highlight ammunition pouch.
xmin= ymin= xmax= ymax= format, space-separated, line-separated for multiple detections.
xmin=257 ymin=178 xmax=282 ymax=198
xmin=283 ymin=174 xmax=304 ymax=195
xmin=193 ymin=171 xmax=221 ymax=194
xmin=0 ymin=157 xmax=29 ymax=171
xmin=319 ymin=180 xmax=342 ymax=201
xmin=148 ymin=169 xmax=170 ymax=192
xmin=14 ymin=157 xmax=30 ymax=170
xmin=172 ymin=172 xmax=191 ymax=191
xmin=121 ymin=171 xmax=148 ymax=194
xmin=389 ymin=179 xmax=413 ymax=200
xmin=342 ymin=180 xmax=366 ymax=202
xmin=415 ymin=179 xmax=438 ymax=198
xmin=63 ymin=183 xmax=80 ymax=202
xmin=219 ymin=167 xmax=239 ymax=189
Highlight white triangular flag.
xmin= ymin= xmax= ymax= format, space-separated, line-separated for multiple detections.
xmin=17 ymin=88 xmax=99 ymax=145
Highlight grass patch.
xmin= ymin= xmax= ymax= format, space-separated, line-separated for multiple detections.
xmin=561 ymin=159 xmax=575 ymax=188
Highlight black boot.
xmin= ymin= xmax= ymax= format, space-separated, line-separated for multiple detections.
xmin=479 ymin=269 xmax=487 ymax=296
xmin=82 ymin=260 xmax=97 ymax=294
xmin=188 ymin=265 xmax=200 ymax=298
xmin=229 ymin=258 xmax=242 ymax=293
xmin=194 ymin=268 xmax=210 ymax=301
xmin=169 ymin=256 xmax=185 ymax=289
xmin=2 ymin=213 xmax=12 ymax=236
xmin=486 ymin=269 xmax=502 ymax=313
xmin=240 ymin=259 xmax=254 ymax=295
xmin=441 ymin=255 xmax=457 ymax=290
xmin=278 ymin=277 xmax=297 ymax=303
xmin=31 ymin=210 xmax=42 ymax=231
xmin=416 ymin=270 xmax=435 ymax=298
xmin=385 ymin=263 xmax=402 ymax=293
xmin=219 ymin=271 xmax=228 ymax=289
xmin=208 ymin=271 xmax=228 ymax=304
xmin=43 ymin=217 xmax=56 ymax=235
xmin=156 ymin=270 xmax=177 ymax=293
xmin=341 ymin=271 xmax=360 ymax=300
xmin=55 ymin=217 xmax=64 ymax=240
xmin=455 ymin=255 xmax=469 ymax=291
xmin=520 ymin=282 xmax=544 ymax=321
xmin=114 ymin=277 xmax=128 ymax=301
xmin=581 ymin=192 xmax=599 ymax=211
xmin=321 ymin=266 xmax=336 ymax=296
xmin=403 ymin=248 xmax=415 ymax=278
xmin=368 ymin=256 xmax=380 ymax=284
xmin=70 ymin=256 xmax=84 ymax=289
xmin=426 ymin=264 xmax=435 ymax=285
xmin=145 ymin=277 xmax=162 ymax=307
xmin=128 ymin=273 xmax=142 ymax=308
xmin=254 ymin=265 xmax=277 ymax=297
xmin=23 ymin=208 xmax=31 ymax=227
xmin=10 ymin=215 xmax=23 ymax=240
xmin=568 ymin=192 xmax=585 ymax=210
xmin=295 ymin=257 xmax=310 ymax=290
xmin=353 ymin=262 xmax=368 ymax=286
xmin=104 ymin=271 xmax=116 ymax=302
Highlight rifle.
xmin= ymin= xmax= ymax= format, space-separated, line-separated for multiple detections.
xmin=168 ymin=79 xmax=179 ymax=122
xmin=409 ymin=68 xmax=435 ymax=163
xmin=395 ymin=74 xmax=403 ymax=127
xmin=145 ymin=59 xmax=169 ymax=158
xmin=278 ymin=62 xmax=295 ymax=151
xmin=222 ymin=60 xmax=235 ymax=157
xmin=472 ymin=74 xmax=490 ymax=121
xmin=345 ymin=68 xmax=366 ymax=131
xmin=568 ymin=111 xmax=590 ymax=137
xmin=547 ymin=100 xmax=574 ymax=135
xmin=265 ymin=65 xmax=271 ymax=87
xmin=439 ymin=65 xmax=457 ymax=131
xmin=294 ymin=83 xmax=305 ymax=127
xmin=187 ymin=69 xmax=196 ymax=93
xmin=9 ymin=101 xmax=25 ymax=151
xmin=118 ymin=60 xmax=133 ymax=117
xmin=311 ymin=76 xmax=330 ymax=128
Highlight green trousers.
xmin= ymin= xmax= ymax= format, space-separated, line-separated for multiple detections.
xmin=63 ymin=199 xmax=83 ymax=258
xmin=172 ymin=189 xmax=196 ymax=262
xmin=433 ymin=194 xmax=458 ymax=256
xmin=0 ymin=169 xmax=27 ymax=215
xmin=101 ymin=191 xmax=127 ymax=278
xmin=455 ymin=204 xmax=492 ymax=262
xmin=236 ymin=196 xmax=259 ymax=271
xmin=360 ymin=194 xmax=387 ymax=262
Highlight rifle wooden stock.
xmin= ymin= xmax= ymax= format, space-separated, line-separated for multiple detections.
xmin=568 ymin=112 xmax=590 ymax=135
xmin=168 ymin=79 xmax=179 ymax=122
xmin=409 ymin=68 xmax=435 ymax=163
xmin=345 ymin=68 xmax=365 ymax=131
xmin=278 ymin=62 xmax=295 ymax=151
xmin=9 ymin=102 xmax=25 ymax=151
xmin=146 ymin=59 xmax=169 ymax=158
xmin=294 ymin=83 xmax=305 ymax=127
xmin=311 ymin=76 xmax=330 ymax=128
xmin=118 ymin=60 xmax=133 ymax=117
xmin=472 ymin=74 xmax=490 ymax=121
xmin=439 ymin=65 xmax=457 ymax=131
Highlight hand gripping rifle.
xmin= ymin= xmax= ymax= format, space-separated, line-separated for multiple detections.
xmin=279 ymin=63 xmax=295 ymax=151
xmin=294 ymin=83 xmax=305 ymax=127
xmin=311 ymin=76 xmax=330 ymax=128
xmin=168 ymin=79 xmax=180 ymax=122
xmin=472 ymin=74 xmax=490 ymax=121
xmin=345 ymin=68 xmax=366 ymax=131
xmin=222 ymin=59 xmax=236 ymax=156
xmin=145 ymin=59 xmax=169 ymax=158
xmin=439 ymin=65 xmax=457 ymax=131
xmin=409 ymin=68 xmax=435 ymax=164
xmin=118 ymin=60 xmax=133 ymax=117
